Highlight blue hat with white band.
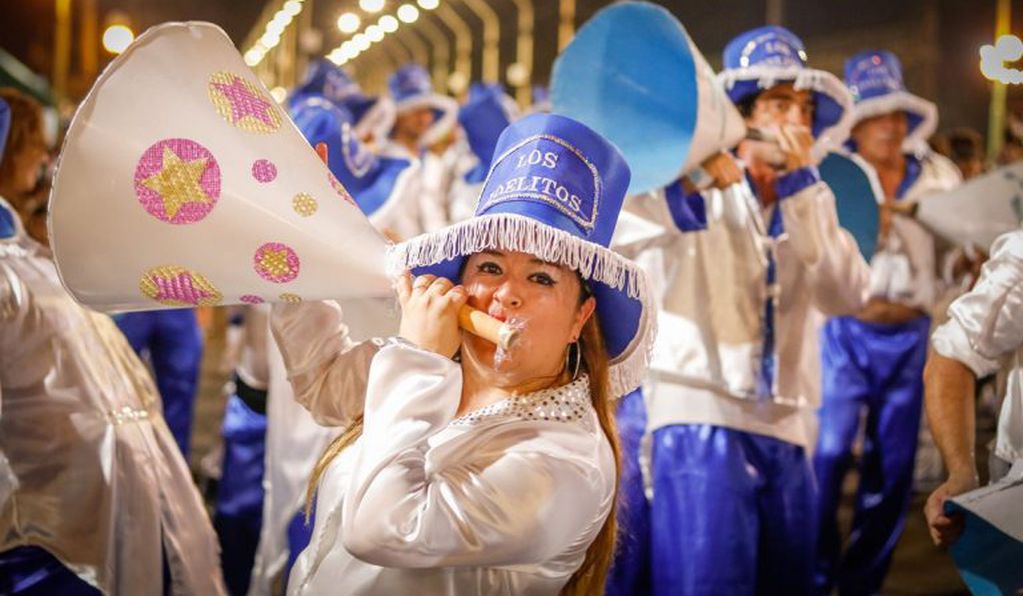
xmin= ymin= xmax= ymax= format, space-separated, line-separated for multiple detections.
xmin=386 ymin=64 xmax=458 ymax=148
xmin=844 ymin=50 xmax=938 ymax=151
xmin=719 ymin=26 xmax=855 ymax=156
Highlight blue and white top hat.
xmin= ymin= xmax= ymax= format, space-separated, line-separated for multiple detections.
xmin=844 ymin=50 xmax=938 ymax=151
xmin=386 ymin=64 xmax=459 ymax=149
xmin=290 ymin=96 xmax=414 ymax=221
xmin=718 ymin=25 xmax=854 ymax=157
xmin=458 ymin=83 xmax=518 ymax=184
xmin=289 ymin=59 xmax=395 ymax=143
xmin=390 ymin=113 xmax=655 ymax=397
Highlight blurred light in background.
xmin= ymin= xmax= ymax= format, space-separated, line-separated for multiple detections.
xmin=366 ymin=25 xmax=385 ymax=42
xmin=980 ymin=34 xmax=1023 ymax=84
xmin=397 ymin=4 xmax=420 ymax=23
xmin=447 ymin=71 xmax=468 ymax=94
xmin=360 ymin=0 xmax=386 ymax=13
xmin=378 ymin=14 xmax=399 ymax=33
xmin=418 ymin=0 xmax=439 ymax=9
xmin=337 ymin=12 xmax=361 ymax=34
xmin=507 ymin=62 xmax=528 ymax=87
xmin=270 ymin=86 xmax=288 ymax=103
xmin=102 ymin=24 xmax=134 ymax=55
xmin=353 ymin=33 xmax=371 ymax=51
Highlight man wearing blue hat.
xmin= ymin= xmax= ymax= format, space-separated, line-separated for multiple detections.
xmin=813 ymin=50 xmax=963 ymax=595
xmin=378 ymin=64 xmax=460 ymax=236
xmin=611 ymin=25 xmax=871 ymax=594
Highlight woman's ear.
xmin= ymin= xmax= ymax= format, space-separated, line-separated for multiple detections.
xmin=570 ymin=296 xmax=597 ymax=342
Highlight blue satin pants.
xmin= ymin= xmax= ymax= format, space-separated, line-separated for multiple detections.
xmin=650 ymin=424 xmax=816 ymax=595
xmin=606 ymin=389 xmax=651 ymax=596
xmin=115 ymin=309 xmax=203 ymax=458
xmin=813 ymin=315 xmax=931 ymax=595
xmin=214 ymin=395 xmax=268 ymax=596
xmin=0 ymin=546 xmax=100 ymax=595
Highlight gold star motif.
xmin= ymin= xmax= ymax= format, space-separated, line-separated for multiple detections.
xmin=142 ymin=147 xmax=212 ymax=219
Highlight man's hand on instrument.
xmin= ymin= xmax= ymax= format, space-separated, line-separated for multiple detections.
xmin=688 ymin=152 xmax=742 ymax=190
xmin=775 ymin=124 xmax=814 ymax=172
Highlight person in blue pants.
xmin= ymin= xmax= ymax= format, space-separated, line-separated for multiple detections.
xmin=116 ymin=308 xmax=203 ymax=458
xmin=607 ymin=23 xmax=870 ymax=594
xmin=812 ymin=50 xmax=963 ymax=595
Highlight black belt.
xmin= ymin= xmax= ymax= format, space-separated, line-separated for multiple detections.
xmin=233 ymin=373 xmax=268 ymax=415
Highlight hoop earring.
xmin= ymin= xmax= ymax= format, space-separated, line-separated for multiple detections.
xmin=565 ymin=341 xmax=581 ymax=381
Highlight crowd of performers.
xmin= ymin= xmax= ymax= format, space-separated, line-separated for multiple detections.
xmin=0 ymin=4 xmax=1021 ymax=596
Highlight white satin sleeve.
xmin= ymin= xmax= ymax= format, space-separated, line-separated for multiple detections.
xmin=931 ymin=231 xmax=1023 ymax=376
xmin=270 ymin=301 xmax=388 ymax=427
xmin=342 ymin=343 xmax=612 ymax=569
xmin=780 ymin=180 xmax=870 ymax=316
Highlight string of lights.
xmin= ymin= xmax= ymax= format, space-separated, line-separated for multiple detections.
xmin=326 ymin=0 xmax=439 ymax=67
xmin=244 ymin=0 xmax=305 ymax=67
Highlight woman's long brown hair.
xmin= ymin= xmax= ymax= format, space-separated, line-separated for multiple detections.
xmin=304 ymin=284 xmax=622 ymax=594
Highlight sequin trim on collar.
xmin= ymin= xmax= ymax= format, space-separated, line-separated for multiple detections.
xmin=450 ymin=375 xmax=593 ymax=427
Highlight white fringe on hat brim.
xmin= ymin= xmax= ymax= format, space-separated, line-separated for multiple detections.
xmin=388 ymin=93 xmax=460 ymax=149
xmin=850 ymin=91 xmax=938 ymax=154
xmin=717 ymin=65 xmax=856 ymax=160
xmin=387 ymin=212 xmax=656 ymax=398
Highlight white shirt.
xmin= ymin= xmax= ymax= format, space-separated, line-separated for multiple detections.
xmin=931 ymin=230 xmax=1023 ymax=466
xmin=864 ymin=151 xmax=962 ymax=311
xmin=270 ymin=301 xmax=615 ymax=595
xmin=612 ymin=172 xmax=870 ymax=448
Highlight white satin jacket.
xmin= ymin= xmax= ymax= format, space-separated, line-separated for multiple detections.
xmin=0 ymin=198 xmax=225 ymax=595
xmin=613 ymin=169 xmax=870 ymax=448
xmin=271 ymin=301 xmax=615 ymax=595
xmin=931 ymin=230 xmax=1023 ymax=467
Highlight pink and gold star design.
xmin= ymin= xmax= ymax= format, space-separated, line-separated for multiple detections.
xmin=253 ymin=242 xmax=300 ymax=283
xmin=134 ymin=138 xmax=221 ymax=224
xmin=208 ymin=71 xmax=282 ymax=134
xmin=140 ymin=265 xmax=222 ymax=307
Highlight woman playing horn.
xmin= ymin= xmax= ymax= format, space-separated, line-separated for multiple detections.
xmin=272 ymin=113 xmax=654 ymax=595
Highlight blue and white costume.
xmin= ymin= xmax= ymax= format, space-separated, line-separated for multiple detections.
xmin=813 ymin=50 xmax=962 ymax=595
xmin=610 ymin=26 xmax=869 ymax=594
xmin=376 ymin=64 xmax=460 ymax=237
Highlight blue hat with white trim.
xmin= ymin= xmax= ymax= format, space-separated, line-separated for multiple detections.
xmin=290 ymin=59 xmax=395 ymax=143
xmin=719 ymin=26 xmax=854 ymax=155
xmin=843 ymin=50 xmax=937 ymax=151
xmin=387 ymin=64 xmax=458 ymax=148
xmin=390 ymin=113 xmax=654 ymax=397
xmin=459 ymin=83 xmax=517 ymax=184
xmin=290 ymin=97 xmax=414 ymax=221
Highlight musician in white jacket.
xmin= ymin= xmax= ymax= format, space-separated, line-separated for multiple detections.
xmin=609 ymin=25 xmax=869 ymax=594
xmin=812 ymin=50 xmax=963 ymax=595
xmin=272 ymin=114 xmax=654 ymax=595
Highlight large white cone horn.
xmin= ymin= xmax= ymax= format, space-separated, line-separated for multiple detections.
xmin=551 ymin=1 xmax=747 ymax=195
xmin=915 ymin=162 xmax=1023 ymax=251
xmin=48 ymin=22 xmax=392 ymax=312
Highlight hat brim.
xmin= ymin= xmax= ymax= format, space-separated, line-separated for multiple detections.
xmin=718 ymin=65 xmax=855 ymax=159
xmin=850 ymin=90 xmax=937 ymax=153
xmin=393 ymin=93 xmax=459 ymax=149
xmin=388 ymin=212 xmax=655 ymax=398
